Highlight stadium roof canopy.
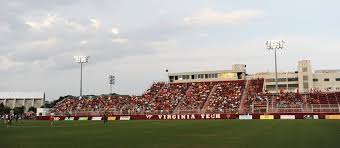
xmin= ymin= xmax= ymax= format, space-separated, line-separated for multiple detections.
xmin=0 ymin=92 xmax=44 ymax=99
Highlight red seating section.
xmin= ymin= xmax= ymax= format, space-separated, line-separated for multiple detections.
xmin=52 ymin=79 xmax=340 ymax=115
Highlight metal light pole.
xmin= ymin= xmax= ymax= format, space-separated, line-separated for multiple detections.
xmin=109 ymin=75 xmax=115 ymax=94
xmin=265 ymin=40 xmax=285 ymax=94
xmin=74 ymin=56 xmax=89 ymax=97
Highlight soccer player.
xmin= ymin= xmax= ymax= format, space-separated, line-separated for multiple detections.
xmin=103 ymin=112 xmax=108 ymax=124
xmin=5 ymin=114 xmax=12 ymax=128
xmin=4 ymin=114 xmax=9 ymax=127
xmin=49 ymin=113 xmax=55 ymax=126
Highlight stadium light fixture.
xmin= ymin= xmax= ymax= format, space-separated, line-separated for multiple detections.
xmin=74 ymin=56 xmax=89 ymax=97
xmin=265 ymin=40 xmax=285 ymax=94
xmin=109 ymin=75 xmax=115 ymax=94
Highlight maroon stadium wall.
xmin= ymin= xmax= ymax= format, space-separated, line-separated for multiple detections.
xmin=36 ymin=113 xmax=340 ymax=120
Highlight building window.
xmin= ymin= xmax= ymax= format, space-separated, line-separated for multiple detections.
xmin=265 ymin=79 xmax=276 ymax=82
xmin=336 ymin=78 xmax=340 ymax=81
xmin=288 ymin=77 xmax=298 ymax=81
xmin=324 ymin=78 xmax=330 ymax=82
xmin=302 ymin=67 xmax=308 ymax=72
xmin=303 ymin=76 xmax=308 ymax=81
xmin=183 ymin=75 xmax=190 ymax=80
xmin=288 ymin=84 xmax=299 ymax=90
xmin=278 ymin=78 xmax=287 ymax=82
xmin=313 ymin=79 xmax=318 ymax=82
xmin=303 ymin=82 xmax=309 ymax=89
xmin=265 ymin=85 xmax=276 ymax=91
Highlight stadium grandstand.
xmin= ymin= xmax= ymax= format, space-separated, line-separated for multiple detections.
xmin=49 ymin=60 xmax=340 ymax=116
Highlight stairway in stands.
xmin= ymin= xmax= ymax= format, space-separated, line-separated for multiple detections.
xmin=238 ymin=80 xmax=249 ymax=114
xmin=173 ymin=85 xmax=193 ymax=114
xmin=202 ymin=85 xmax=218 ymax=113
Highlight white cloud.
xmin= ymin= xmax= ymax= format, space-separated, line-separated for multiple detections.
xmin=184 ymin=9 xmax=264 ymax=25
xmin=25 ymin=14 xmax=58 ymax=29
xmin=111 ymin=27 xmax=119 ymax=35
xmin=0 ymin=56 xmax=24 ymax=71
xmin=111 ymin=37 xmax=128 ymax=44
xmin=25 ymin=14 xmax=100 ymax=32
xmin=29 ymin=37 xmax=58 ymax=49
xmin=151 ymin=39 xmax=177 ymax=49
xmin=90 ymin=19 xmax=100 ymax=30
xmin=80 ymin=40 xmax=88 ymax=45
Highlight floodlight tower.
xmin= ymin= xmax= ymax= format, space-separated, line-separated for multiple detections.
xmin=109 ymin=75 xmax=115 ymax=94
xmin=74 ymin=56 xmax=89 ymax=97
xmin=265 ymin=40 xmax=285 ymax=94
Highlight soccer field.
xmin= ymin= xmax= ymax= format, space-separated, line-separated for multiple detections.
xmin=1 ymin=120 xmax=340 ymax=148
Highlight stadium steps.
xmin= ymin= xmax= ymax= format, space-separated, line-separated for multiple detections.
xmin=152 ymin=83 xmax=167 ymax=101
xmin=336 ymin=93 xmax=340 ymax=104
xmin=172 ymin=85 xmax=193 ymax=114
xmin=238 ymin=80 xmax=249 ymax=114
xmin=202 ymin=85 xmax=218 ymax=113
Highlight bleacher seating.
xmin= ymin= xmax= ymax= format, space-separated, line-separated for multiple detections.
xmin=150 ymin=83 xmax=189 ymax=114
xmin=204 ymin=81 xmax=245 ymax=113
xmin=178 ymin=82 xmax=215 ymax=111
xmin=52 ymin=79 xmax=340 ymax=115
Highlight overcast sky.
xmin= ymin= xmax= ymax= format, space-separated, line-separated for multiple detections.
xmin=1 ymin=0 xmax=340 ymax=100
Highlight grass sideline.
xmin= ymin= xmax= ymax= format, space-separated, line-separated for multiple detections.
xmin=1 ymin=120 xmax=340 ymax=148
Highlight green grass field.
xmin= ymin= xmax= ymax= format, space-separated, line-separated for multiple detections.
xmin=1 ymin=120 xmax=340 ymax=148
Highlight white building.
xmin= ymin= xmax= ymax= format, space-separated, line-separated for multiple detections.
xmin=253 ymin=60 xmax=340 ymax=93
xmin=168 ymin=60 xmax=340 ymax=94
xmin=168 ymin=64 xmax=247 ymax=83
xmin=0 ymin=92 xmax=45 ymax=111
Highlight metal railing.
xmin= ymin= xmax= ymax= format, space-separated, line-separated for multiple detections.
xmin=52 ymin=104 xmax=340 ymax=116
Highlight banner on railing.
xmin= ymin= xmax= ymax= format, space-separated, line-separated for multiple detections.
xmin=303 ymin=115 xmax=318 ymax=119
xmin=280 ymin=115 xmax=295 ymax=119
xmin=239 ymin=115 xmax=252 ymax=120
xmin=65 ymin=117 xmax=74 ymax=121
xmin=53 ymin=117 xmax=61 ymax=121
xmin=260 ymin=115 xmax=274 ymax=120
xmin=120 ymin=116 xmax=131 ymax=120
xmin=37 ymin=113 xmax=340 ymax=121
xmin=108 ymin=117 xmax=116 ymax=120
xmin=325 ymin=115 xmax=340 ymax=119
xmin=79 ymin=117 xmax=89 ymax=120
xmin=144 ymin=114 xmax=223 ymax=120
xmin=92 ymin=117 xmax=102 ymax=120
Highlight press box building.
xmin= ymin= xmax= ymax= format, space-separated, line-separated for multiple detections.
xmin=168 ymin=60 xmax=340 ymax=94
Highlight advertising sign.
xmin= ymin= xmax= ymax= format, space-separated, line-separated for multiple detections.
xmin=260 ymin=115 xmax=274 ymax=120
xmin=325 ymin=115 xmax=340 ymax=119
xmin=92 ymin=117 xmax=102 ymax=120
xmin=79 ymin=117 xmax=89 ymax=120
xmin=303 ymin=115 xmax=318 ymax=119
xmin=65 ymin=117 xmax=74 ymax=121
xmin=108 ymin=117 xmax=116 ymax=121
xmin=239 ymin=115 xmax=252 ymax=120
xmin=53 ymin=117 xmax=61 ymax=121
xmin=280 ymin=115 xmax=295 ymax=119
xmin=120 ymin=116 xmax=131 ymax=120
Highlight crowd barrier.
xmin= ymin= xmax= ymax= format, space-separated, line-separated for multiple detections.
xmin=36 ymin=113 xmax=340 ymax=120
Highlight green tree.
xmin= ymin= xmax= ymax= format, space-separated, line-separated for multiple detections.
xmin=4 ymin=106 xmax=11 ymax=114
xmin=28 ymin=106 xmax=37 ymax=113
xmin=0 ymin=103 xmax=4 ymax=115
xmin=13 ymin=106 xmax=25 ymax=115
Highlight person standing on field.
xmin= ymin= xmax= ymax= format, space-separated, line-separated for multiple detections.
xmin=103 ymin=112 xmax=108 ymax=124
xmin=49 ymin=113 xmax=55 ymax=126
